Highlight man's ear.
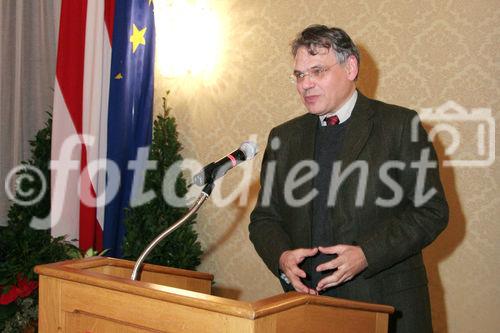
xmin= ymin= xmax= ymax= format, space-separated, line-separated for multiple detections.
xmin=345 ymin=55 xmax=359 ymax=81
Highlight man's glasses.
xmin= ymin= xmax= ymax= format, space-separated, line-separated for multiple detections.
xmin=289 ymin=63 xmax=338 ymax=84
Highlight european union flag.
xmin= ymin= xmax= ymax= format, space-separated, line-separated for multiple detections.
xmin=105 ymin=0 xmax=155 ymax=257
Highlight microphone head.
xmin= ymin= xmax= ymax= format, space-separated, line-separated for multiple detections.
xmin=240 ymin=141 xmax=258 ymax=160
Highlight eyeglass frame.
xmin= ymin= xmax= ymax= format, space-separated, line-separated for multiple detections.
xmin=288 ymin=63 xmax=339 ymax=84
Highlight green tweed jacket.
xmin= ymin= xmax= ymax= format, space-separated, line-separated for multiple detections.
xmin=249 ymin=92 xmax=448 ymax=333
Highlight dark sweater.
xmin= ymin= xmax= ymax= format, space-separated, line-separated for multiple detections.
xmin=308 ymin=119 xmax=349 ymax=290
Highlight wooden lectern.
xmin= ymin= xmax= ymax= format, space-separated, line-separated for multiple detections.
xmin=35 ymin=257 xmax=394 ymax=332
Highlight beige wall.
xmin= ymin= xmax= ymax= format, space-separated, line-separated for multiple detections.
xmin=155 ymin=1 xmax=499 ymax=332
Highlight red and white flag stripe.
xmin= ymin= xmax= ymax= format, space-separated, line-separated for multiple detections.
xmin=51 ymin=0 xmax=115 ymax=251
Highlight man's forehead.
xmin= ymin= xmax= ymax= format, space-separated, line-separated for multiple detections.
xmin=304 ymin=44 xmax=331 ymax=56
xmin=294 ymin=46 xmax=335 ymax=69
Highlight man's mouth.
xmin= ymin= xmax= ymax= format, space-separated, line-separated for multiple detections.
xmin=304 ymin=95 xmax=319 ymax=104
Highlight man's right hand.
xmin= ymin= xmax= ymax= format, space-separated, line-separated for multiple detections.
xmin=279 ymin=248 xmax=319 ymax=295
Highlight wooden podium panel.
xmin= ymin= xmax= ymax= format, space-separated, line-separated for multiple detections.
xmin=35 ymin=257 xmax=394 ymax=333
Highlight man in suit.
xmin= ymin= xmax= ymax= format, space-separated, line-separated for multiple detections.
xmin=249 ymin=25 xmax=448 ymax=332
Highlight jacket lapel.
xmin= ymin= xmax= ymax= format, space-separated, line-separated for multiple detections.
xmin=330 ymin=92 xmax=374 ymax=242
xmin=293 ymin=113 xmax=318 ymax=247
xmin=338 ymin=92 xmax=375 ymax=169
xmin=296 ymin=113 xmax=318 ymax=160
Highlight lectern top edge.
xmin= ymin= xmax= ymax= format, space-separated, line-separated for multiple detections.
xmin=39 ymin=256 xmax=214 ymax=281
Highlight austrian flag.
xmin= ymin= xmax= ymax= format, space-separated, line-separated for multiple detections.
xmin=50 ymin=0 xmax=155 ymax=257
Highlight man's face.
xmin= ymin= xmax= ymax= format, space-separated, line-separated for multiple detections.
xmin=293 ymin=46 xmax=357 ymax=116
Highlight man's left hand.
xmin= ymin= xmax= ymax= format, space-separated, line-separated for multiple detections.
xmin=315 ymin=244 xmax=368 ymax=291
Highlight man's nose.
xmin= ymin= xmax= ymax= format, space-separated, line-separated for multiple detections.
xmin=299 ymin=75 xmax=315 ymax=91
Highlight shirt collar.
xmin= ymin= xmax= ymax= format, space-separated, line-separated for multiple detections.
xmin=319 ymin=90 xmax=358 ymax=126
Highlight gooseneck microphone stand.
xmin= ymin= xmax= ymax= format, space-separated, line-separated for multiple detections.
xmin=130 ymin=182 xmax=214 ymax=281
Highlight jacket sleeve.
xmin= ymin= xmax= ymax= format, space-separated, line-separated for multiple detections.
xmin=358 ymin=111 xmax=449 ymax=278
xmin=249 ymin=129 xmax=292 ymax=277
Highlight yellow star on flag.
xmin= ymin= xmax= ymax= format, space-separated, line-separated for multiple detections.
xmin=130 ymin=24 xmax=147 ymax=53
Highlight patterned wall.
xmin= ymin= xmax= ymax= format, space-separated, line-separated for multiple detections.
xmin=155 ymin=1 xmax=499 ymax=332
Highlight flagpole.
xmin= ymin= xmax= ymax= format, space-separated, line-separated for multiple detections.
xmin=130 ymin=183 xmax=214 ymax=281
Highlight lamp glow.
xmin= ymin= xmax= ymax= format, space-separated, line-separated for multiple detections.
xmin=155 ymin=0 xmax=221 ymax=77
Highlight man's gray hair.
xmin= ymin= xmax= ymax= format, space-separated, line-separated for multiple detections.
xmin=291 ymin=25 xmax=360 ymax=67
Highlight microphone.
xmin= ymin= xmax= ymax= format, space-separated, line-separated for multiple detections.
xmin=193 ymin=141 xmax=258 ymax=186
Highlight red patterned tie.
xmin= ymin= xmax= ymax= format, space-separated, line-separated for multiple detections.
xmin=325 ymin=115 xmax=340 ymax=126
